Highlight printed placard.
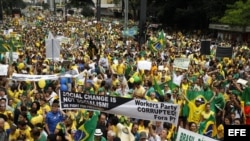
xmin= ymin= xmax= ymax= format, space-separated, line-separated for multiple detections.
xmin=176 ymin=127 xmax=218 ymax=141
xmin=60 ymin=91 xmax=180 ymax=126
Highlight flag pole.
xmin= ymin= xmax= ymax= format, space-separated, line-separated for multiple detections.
xmin=9 ymin=37 xmax=13 ymax=65
xmin=52 ymin=38 xmax=54 ymax=73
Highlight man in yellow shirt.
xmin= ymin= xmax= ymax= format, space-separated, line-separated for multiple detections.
xmin=182 ymin=92 xmax=215 ymax=127
xmin=15 ymin=121 xmax=33 ymax=141
xmin=0 ymin=118 xmax=8 ymax=140
xmin=133 ymin=83 xmax=146 ymax=99
xmin=116 ymin=58 xmax=126 ymax=76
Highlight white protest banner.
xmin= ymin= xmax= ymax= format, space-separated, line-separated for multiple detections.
xmin=12 ymin=73 xmax=59 ymax=81
xmin=45 ymin=38 xmax=61 ymax=61
xmin=176 ymin=127 xmax=218 ymax=141
xmin=158 ymin=65 xmax=164 ymax=70
xmin=173 ymin=58 xmax=190 ymax=70
xmin=137 ymin=61 xmax=152 ymax=70
xmin=237 ymin=78 xmax=248 ymax=86
xmin=5 ymin=52 xmax=19 ymax=62
xmin=60 ymin=91 xmax=180 ymax=126
xmin=0 ymin=65 xmax=8 ymax=76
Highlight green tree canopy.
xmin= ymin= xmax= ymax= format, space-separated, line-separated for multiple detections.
xmin=220 ymin=0 xmax=250 ymax=26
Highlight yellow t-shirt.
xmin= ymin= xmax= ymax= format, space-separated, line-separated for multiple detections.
xmin=111 ymin=64 xmax=118 ymax=74
xmin=14 ymin=126 xmax=33 ymax=141
xmin=30 ymin=114 xmax=44 ymax=126
xmin=4 ymin=122 xmax=10 ymax=131
xmin=138 ymin=125 xmax=145 ymax=133
xmin=7 ymin=89 xmax=21 ymax=104
xmin=145 ymin=96 xmax=158 ymax=102
xmin=201 ymin=111 xmax=214 ymax=120
xmin=117 ymin=63 xmax=126 ymax=75
xmin=56 ymin=122 xmax=76 ymax=132
xmin=133 ymin=86 xmax=146 ymax=99
xmin=223 ymin=93 xmax=230 ymax=102
xmin=181 ymin=83 xmax=189 ymax=95
xmin=9 ymin=129 xmax=19 ymax=141
xmin=112 ymin=79 xmax=120 ymax=87
xmin=0 ymin=110 xmax=13 ymax=122
xmin=187 ymin=102 xmax=206 ymax=124
xmin=217 ymin=124 xmax=224 ymax=139
xmin=37 ymin=104 xmax=51 ymax=115
xmin=174 ymin=99 xmax=185 ymax=116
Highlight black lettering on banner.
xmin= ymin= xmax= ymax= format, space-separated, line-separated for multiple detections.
xmin=60 ymin=91 xmax=131 ymax=110
xmin=179 ymin=132 xmax=195 ymax=141
xmin=60 ymin=91 xmax=180 ymax=126
xmin=224 ymin=125 xmax=250 ymax=140
xmin=135 ymin=99 xmax=178 ymax=123
xmin=110 ymin=97 xmax=117 ymax=103
xmin=135 ymin=99 xmax=159 ymax=108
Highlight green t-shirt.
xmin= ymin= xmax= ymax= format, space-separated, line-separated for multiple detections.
xmin=37 ymin=132 xmax=47 ymax=141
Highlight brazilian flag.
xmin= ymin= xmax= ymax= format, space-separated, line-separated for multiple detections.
xmin=241 ymin=87 xmax=250 ymax=106
xmin=10 ymin=37 xmax=23 ymax=50
xmin=74 ymin=111 xmax=100 ymax=141
xmin=148 ymin=39 xmax=157 ymax=52
xmin=186 ymin=90 xmax=214 ymax=103
xmin=0 ymin=38 xmax=18 ymax=53
xmin=198 ymin=115 xmax=217 ymax=138
xmin=153 ymin=78 xmax=164 ymax=97
xmin=0 ymin=40 xmax=10 ymax=53
xmin=157 ymin=30 xmax=166 ymax=48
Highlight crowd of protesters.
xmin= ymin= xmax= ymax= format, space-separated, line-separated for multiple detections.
xmin=0 ymin=7 xmax=250 ymax=141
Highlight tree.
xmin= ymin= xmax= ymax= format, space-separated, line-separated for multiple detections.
xmin=66 ymin=0 xmax=95 ymax=17
xmin=220 ymin=0 xmax=250 ymax=26
xmin=1 ymin=0 xmax=26 ymax=15
xmin=151 ymin=0 xmax=237 ymax=29
xmin=67 ymin=0 xmax=94 ymax=8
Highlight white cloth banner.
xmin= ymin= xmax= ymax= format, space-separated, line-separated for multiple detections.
xmin=12 ymin=73 xmax=59 ymax=81
xmin=176 ymin=127 xmax=218 ymax=141
xmin=11 ymin=72 xmax=80 ymax=81
xmin=137 ymin=61 xmax=152 ymax=70
xmin=0 ymin=65 xmax=8 ymax=76
xmin=60 ymin=91 xmax=180 ymax=126
xmin=5 ymin=52 xmax=19 ymax=62
xmin=173 ymin=58 xmax=190 ymax=70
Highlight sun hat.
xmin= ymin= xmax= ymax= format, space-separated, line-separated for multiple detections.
xmin=94 ymin=129 xmax=103 ymax=136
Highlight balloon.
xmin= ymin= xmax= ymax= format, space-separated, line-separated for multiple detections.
xmin=133 ymin=76 xmax=140 ymax=83
xmin=26 ymin=81 xmax=31 ymax=85
xmin=129 ymin=78 xmax=134 ymax=83
xmin=35 ymin=42 xmax=40 ymax=47
xmin=38 ymin=79 xmax=46 ymax=89
xmin=60 ymin=84 xmax=68 ymax=91
xmin=17 ymin=63 xmax=25 ymax=70
xmin=60 ymin=77 xmax=67 ymax=84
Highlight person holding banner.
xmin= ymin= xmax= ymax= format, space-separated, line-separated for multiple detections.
xmin=148 ymin=124 xmax=161 ymax=141
xmin=133 ymin=82 xmax=146 ymax=99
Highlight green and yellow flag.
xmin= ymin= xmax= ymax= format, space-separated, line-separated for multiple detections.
xmin=153 ymin=78 xmax=164 ymax=96
xmin=74 ymin=111 xmax=100 ymax=141
xmin=0 ymin=39 xmax=10 ymax=53
xmin=198 ymin=114 xmax=217 ymax=138
xmin=241 ymin=87 xmax=250 ymax=106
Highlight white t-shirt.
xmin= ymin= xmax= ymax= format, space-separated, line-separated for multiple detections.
xmin=148 ymin=134 xmax=161 ymax=141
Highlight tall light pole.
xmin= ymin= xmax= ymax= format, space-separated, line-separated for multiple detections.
xmin=139 ymin=0 xmax=147 ymax=48
xmin=96 ymin=0 xmax=101 ymax=21
xmin=0 ymin=0 xmax=3 ymax=24
xmin=124 ymin=0 xmax=128 ymax=30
